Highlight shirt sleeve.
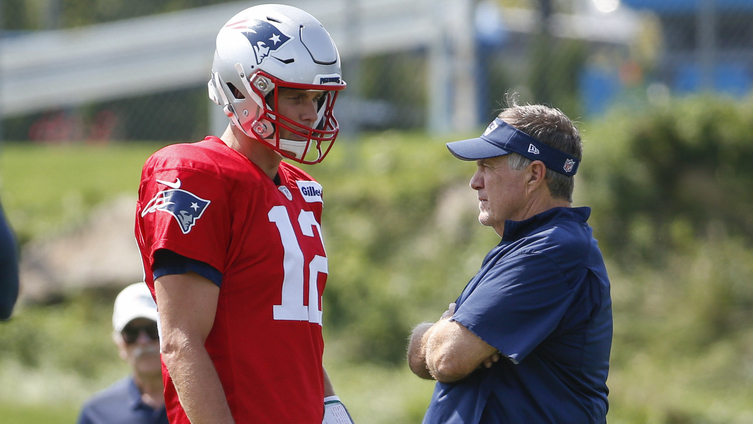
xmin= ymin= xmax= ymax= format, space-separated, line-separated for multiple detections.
xmin=138 ymin=164 xmax=231 ymax=275
xmin=452 ymin=250 xmax=576 ymax=363
xmin=0 ymin=203 xmax=19 ymax=320
xmin=76 ymin=403 xmax=94 ymax=424
xmin=153 ymin=249 xmax=223 ymax=287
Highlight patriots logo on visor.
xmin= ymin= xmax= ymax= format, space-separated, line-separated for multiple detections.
xmin=240 ymin=20 xmax=291 ymax=66
xmin=483 ymin=120 xmax=498 ymax=136
xmin=141 ymin=188 xmax=211 ymax=234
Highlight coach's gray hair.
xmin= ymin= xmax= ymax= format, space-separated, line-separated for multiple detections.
xmin=499 ymin=100 xmax=582 ymax=202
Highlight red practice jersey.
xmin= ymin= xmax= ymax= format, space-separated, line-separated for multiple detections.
xmin=135 ymin=136 xmax=328 ymax=424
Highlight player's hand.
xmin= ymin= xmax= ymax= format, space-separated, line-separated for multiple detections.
xmin=440 ymin=303 xmax=456 ymax=320
xmin=323 ymin=396 xmax=355 ymax=424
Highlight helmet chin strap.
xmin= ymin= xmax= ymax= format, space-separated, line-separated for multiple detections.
xmin=278 ymin=137 xmax=309 ymax=161
xmin=244 ymin=116 xmax=310 ymax=162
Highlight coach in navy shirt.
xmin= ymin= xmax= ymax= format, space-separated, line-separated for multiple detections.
xmin=408 ymin=102 xmax=612 ymax=424
xmin=78 ymin=283 xmax=168 ymax=424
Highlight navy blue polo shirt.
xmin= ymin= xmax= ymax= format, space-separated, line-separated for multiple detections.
xmin=77 ymin=377 xmax=168 ymax=424
xmin=423 ymin=207 xmax=612 ymax=424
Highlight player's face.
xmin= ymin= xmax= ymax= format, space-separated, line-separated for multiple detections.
xmin=116 ymin=318 xmax=162 ymax=377
xmin=470 ymin=156 xmax=529 ymax=237
xmin=276 ymin=88 xmax=324 ymax=141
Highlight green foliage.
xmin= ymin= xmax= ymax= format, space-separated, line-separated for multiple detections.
xmin=322 ymin=363 xmax=435 ymax=424
xmin=1 ymin=0 xmax=31 ymax=30
xmin=606 ymin=238 xmax=753 ymax=423
xmin=0 ymin=142 xmax=164 ymax=244
xmin=530 ymin=34 xmax=588 ymax=119
xmin=7 ymin=0 xmax=237 ymax=29
xmin=0 ymin=293 xmax=123 ymax=378
xmin=0 ymin=402 xmax=79 ymax=424
xmin=0 ymin=293 xmax=131 ymax=424
xmin=360 ymin=54 xmax=428 ymax=127
xmin=578 ymin=94 xmax=753 ymax=265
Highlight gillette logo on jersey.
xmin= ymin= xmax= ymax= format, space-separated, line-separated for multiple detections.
xmin=297 ymin=181 xmax=323 ymax=203
xmin=233 ymin=20 xmax=291 ymax=66
xmin=141 ymin=186 xmax=211 ymax=234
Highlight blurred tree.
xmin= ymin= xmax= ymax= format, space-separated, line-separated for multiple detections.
xmin=2 ymin=0 xmax=31 ymax=30
xmin=531 ymin=0 xmax=554 ymax=103
xmin=528 ymin=0 xmax=587 ymax=119
xmin=3 ymin=0 xmax=240 ymax=29
xmin=580 ymin=94 xmax=753 ymax=265
xmin=359 ymin=52 xmax=428 ymax=129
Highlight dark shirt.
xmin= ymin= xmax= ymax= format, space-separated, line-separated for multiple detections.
xmin=77 ymin=377 xmax=168 ymax=424
xmin=0 ymin=203 xmax=19 ymax=320
xmin=423 ymin=207 xmax=613 ymax=424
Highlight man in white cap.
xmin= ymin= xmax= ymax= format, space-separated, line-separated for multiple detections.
xmin=77 ymin=282 xmax=168 ymax=424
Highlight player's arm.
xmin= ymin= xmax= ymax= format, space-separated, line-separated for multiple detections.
xmin=408 ymin=303 xmax=500 ymax=383
xmin=156 ymin=271 xmax=234 ymax=424
xmin=322 ymin=367 xmax=356 ymax=423
xmin=324 ymin=367 xmax=336 ymax=397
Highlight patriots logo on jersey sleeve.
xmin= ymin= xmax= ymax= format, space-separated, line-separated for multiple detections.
xmin=141 ymin=186 xmax=211 ymax=234
xmin=238 ymin=20 xmax=291 ymax=66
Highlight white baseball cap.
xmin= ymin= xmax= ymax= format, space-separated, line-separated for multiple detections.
xmin=112 ymin=282 xmax=158 ymax=333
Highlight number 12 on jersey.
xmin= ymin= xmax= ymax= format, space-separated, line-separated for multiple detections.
xmin=268 ymin=206 xmax=327 ymax=325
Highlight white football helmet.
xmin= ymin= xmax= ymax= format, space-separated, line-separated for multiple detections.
xmin=207 ymin=4 xmax=346 ymax=164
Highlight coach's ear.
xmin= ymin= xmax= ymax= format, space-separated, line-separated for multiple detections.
xmin=526 ymin=160 xmax=547 ymax=193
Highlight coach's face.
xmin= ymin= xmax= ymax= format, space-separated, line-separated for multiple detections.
xmin=470 ymin=155 xmax=529 ymax=237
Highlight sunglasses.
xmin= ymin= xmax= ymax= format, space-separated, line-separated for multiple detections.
xmin=121 ymin=322 xmax=159 ymax=344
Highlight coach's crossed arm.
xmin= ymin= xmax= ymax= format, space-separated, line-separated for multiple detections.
xmin=407 ymin=303 xmax=500 ymax=383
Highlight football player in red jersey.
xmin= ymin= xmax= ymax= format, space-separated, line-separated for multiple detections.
xmin=134 ymin=4 xmax=353 ymax=424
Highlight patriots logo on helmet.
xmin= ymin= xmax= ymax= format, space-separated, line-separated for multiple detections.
xmin=240 ymin=20 xmax=292 ymax=66
xmin=141 ymin=188 xmax=211 ymax=234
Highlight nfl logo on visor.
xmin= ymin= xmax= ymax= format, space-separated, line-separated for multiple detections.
xmin=564 ymin=159 xmax=576 ymax=173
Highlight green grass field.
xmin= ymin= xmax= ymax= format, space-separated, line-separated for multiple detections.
xmin=0 ymin=142 xmax=165 ymax=244
xmin=0 ymin=404 xmax=79 ymax=424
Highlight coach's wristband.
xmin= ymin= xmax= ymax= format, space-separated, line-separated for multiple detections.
xmin=323 ymin=396 xmax=355 ymax=424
